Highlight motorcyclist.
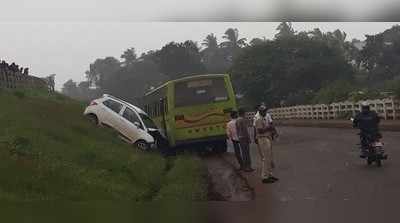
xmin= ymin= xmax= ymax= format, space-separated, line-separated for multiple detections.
xmin=352 ymin=102 xmax=381 ymax=158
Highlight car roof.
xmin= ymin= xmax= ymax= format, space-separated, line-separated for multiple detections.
xmin=102 ymin=94 xmax=147 ymax=115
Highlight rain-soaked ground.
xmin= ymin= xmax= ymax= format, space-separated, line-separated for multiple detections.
xmin=207 ymin=126 xmax=400 ymax=223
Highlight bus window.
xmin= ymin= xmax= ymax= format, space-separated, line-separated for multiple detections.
xmin=175 ymin=78 xmax=229 ymax=107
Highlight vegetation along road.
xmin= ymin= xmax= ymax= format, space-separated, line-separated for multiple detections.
xmin=0 ymin=89 xmax=206 ymax=202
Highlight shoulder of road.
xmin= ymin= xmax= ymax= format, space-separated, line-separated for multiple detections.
xmin=275 ymin=119 xmax=400 ymax=131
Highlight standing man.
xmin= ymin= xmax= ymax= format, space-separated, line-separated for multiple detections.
xmin=236 ymin=108 xmax=254 ymax=172
xmin=226 ymin=110 xmax=244 ymax=170
xmin=254 ymin=104 xmax=279 ymax=184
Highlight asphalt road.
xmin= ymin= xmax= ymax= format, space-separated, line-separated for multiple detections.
xmin=209 ymin=127 xmax=400 ymax=223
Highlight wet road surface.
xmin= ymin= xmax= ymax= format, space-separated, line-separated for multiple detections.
xmin=210 ymin=127 xmax=400 ymax=223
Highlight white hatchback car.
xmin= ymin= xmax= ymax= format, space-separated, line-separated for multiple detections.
xmin=84 ymin=94 xmax=159 ymax=150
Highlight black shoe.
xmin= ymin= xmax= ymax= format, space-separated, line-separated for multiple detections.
xmin=262 ymin=177 xmax=275 ymax=184
xmin=270 ymin=176 xmax=279 ymax=182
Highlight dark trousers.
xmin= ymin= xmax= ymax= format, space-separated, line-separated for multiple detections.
xmin=239 ymin=138 xmax=252 ymax=169
xmin=232 ymin=140 xmax=243 ymax=168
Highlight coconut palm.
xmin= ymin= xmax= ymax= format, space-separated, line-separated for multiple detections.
xmin=221 ymin=28 xmax=247 ymax=49
xmin=202 ymin=33 xmax=218 ymax=51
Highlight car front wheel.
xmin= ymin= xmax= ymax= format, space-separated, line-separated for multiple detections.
xmin=134 ymin=140 xmax=150 ymax=151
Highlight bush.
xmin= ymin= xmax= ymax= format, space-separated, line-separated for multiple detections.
xmin=348 ymin=89 xmax=382 ymax=102
xmin=383 ymin=80 xmax=400 ymax=98
xmin=8 ymin=136 xmax=34 ymax=157
xmin=313 ymin=80 xmax=354 ymax=104
xmin=13 ymin=91 xmax=25 ymax=99
xmin=155 ymin=156 xmax=207 ymax=201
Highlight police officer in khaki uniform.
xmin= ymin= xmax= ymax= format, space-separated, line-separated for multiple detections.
xmin=254 ymin=104 xmax=279 ymax=184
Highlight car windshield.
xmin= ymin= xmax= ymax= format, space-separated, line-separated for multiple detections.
xmin=139 ymin=113 xmax=158 ymax=129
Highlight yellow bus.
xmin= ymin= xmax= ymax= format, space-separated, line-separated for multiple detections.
xmin=142 ymin=74 xmax=237 ymax=152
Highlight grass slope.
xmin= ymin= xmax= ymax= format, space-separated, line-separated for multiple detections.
xmin=0 ymin=89 xmax=206 ymax=201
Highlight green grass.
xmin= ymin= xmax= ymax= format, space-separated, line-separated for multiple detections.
xmin=0 ymin=89 xmax=206 ymax=201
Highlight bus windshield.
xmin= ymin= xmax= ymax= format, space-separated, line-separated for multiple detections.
xmin=174 ymin=77 xmax=229 ymax=107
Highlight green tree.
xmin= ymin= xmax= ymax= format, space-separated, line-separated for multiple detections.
xmin=230 ymin=34 xmax=354 ymax=107
xmin=220 ymin=28 xmax=247 ymax=63
xmin=249 ymin=37 xmax=267 ymax=46
xmin=221 ymin=28 xmax=247 ymax=49
xmin=62 ymin=79 xmax=78 ymax=98
xmin=154 ymin=41 xmax=206 ymax=79
xmin=85 ymin=57 xmax=121 ymax=91
xmin=106 ymin=59 xmax=168 ymax=102
xmin=275 ymin=22 xmax=295 ymax=40
xmin=202 ymin=33 xmax=218 ymax=51
xmin=121 ymin=47 xmax=137 ymax=66
xmin=360 ymin=25 xmax=400 ymax=82
xmin=201 ymin=33 xmax=230 ymax=73
xmin=312 ymin=80 xmax=355 ymax=104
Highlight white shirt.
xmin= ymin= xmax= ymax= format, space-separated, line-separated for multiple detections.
xmin=226 ymin=119 xmax=239 ymax=141
xmin=253 ymin=112 xmax=273 ymax=127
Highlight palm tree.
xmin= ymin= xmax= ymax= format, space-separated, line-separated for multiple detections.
xmin=202 ymin=33 xmax=218 ymax=51
xmin=221 ymin=28 xmax=247 ymax=49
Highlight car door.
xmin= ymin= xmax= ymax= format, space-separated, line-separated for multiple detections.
xmin=101 ymin=99 xmax=124 ymax=129
xmin=120 ymin=106 xmax=147 ymax=143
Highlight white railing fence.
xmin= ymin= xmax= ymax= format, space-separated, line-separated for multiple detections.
xmin=263 ymin=98 xmax=400 ymax=120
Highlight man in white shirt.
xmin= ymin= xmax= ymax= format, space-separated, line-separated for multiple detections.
xmin=226 ymin=110 xmax=244 ymax=170
xmin=254 ymin=104 xmax=279 ymax=184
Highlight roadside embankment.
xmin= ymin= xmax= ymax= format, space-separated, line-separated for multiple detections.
xmin=0 ymin=89 xmax=206 ymax=202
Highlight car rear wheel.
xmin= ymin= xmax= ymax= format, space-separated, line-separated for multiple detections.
xmin=135 ymin=140 xmax=150 ymax=151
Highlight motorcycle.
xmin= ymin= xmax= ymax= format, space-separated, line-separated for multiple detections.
xmin=359 ymin=132 xmax=388 ymax=167
xmin=351 ymin=118 xmax=388 ymax=167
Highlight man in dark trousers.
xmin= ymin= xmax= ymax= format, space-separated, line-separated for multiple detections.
xmin=236 ymin=108 xmax=254 ymax=172
xmin=226 ymin=110 xmax=244 ymax=170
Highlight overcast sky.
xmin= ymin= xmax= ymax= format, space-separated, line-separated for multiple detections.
xmin=1 ymin=22 xmax=398 ymax=90
xmin=1 ymin=0 xmax=399 ymax=21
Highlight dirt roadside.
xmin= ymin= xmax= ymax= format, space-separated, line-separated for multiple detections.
xmin=203 ymin=154 xmax=254 ymax=202
xmin=275 ymin=119 xmax=400 ymax=131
